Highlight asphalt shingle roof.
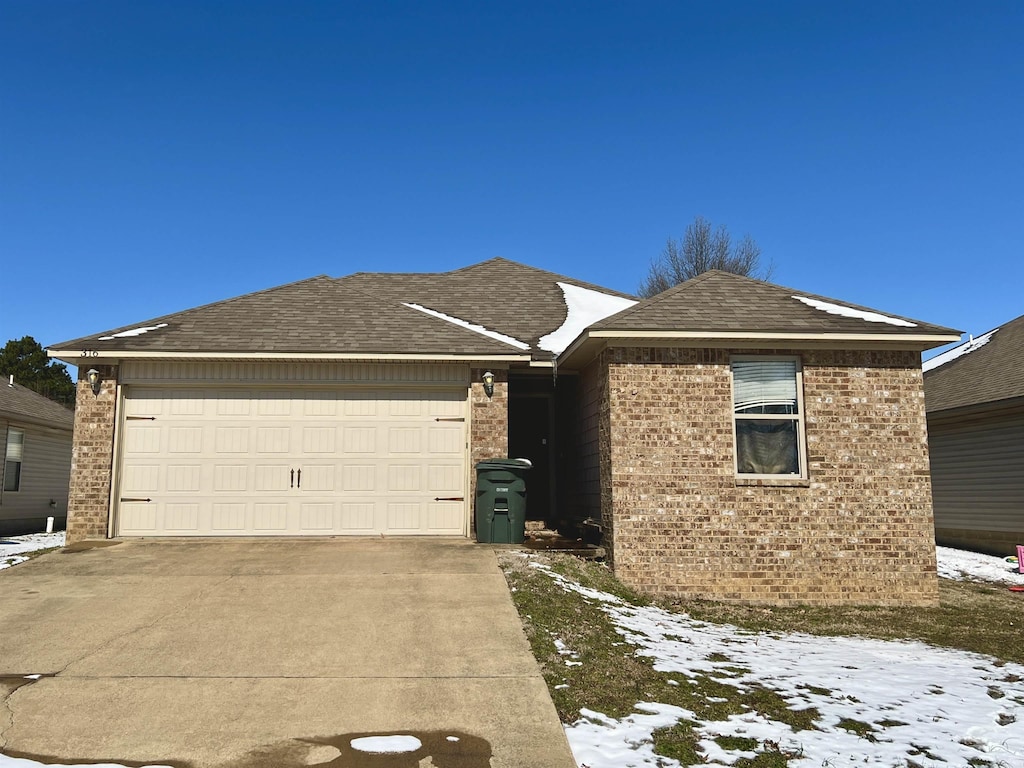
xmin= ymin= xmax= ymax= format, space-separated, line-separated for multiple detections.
xmin=49 ymin=261 xmax=958 ymax=364
xmin=593 ymin=270 xmax=959 ymax=337
xmin=0 ymin=381 xmax=74 ymax=429
xmin=924 ymin=313 xmax=1024 ymax=413
xmin=51 ymin=259 xmax=638 ymax=360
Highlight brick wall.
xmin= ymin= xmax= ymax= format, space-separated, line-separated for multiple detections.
xmin=66 ymin=364 xmax=119 ymax=543
xmin=470 ymin=368 xmax=509 ymax=509
xmin=602 ymin=347 xmax=938 ymax=607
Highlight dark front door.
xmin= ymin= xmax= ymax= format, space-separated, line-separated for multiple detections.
xmin=508 ymin=395 xmax=553 ymax=525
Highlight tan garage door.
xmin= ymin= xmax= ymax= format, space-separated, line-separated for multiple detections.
xmin=117 ymin=387 xmax=467 ymax=536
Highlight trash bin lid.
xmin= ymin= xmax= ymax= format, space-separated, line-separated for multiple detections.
xmin=475 ymin=457 xmax=533 ymax=470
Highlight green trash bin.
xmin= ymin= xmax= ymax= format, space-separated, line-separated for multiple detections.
xmin=475 ymin=458 xmax=532 ymax=544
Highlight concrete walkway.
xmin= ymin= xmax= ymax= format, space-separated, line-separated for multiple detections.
xmin=0 ymin=538 xmax=577 ymax=768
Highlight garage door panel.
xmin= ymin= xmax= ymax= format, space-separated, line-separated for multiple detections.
xmin=118 ymin=386 xmax=467 ymax=537
xmin=256 ymin=427 xmax=291 ymax=454
xmin=212 ymin=503 xmax=247 ymax=531
xmin=343 ymin=426 xmax=377 ymax=453
xmin=388 ymin=427 xmax=421 ymax=454
xmin=169 ymin=391 xmax=206 ymax=416
xmin=122 ymin=465 xmax=160 ymax=493
xmin=168 ymin=427 xmax=203 ymax=453
xmin=428 ymin=427 xmax=462 ymax=454
xmin=120 ymin=503 xmax=157 ymax=533
xmin=125 ymin=426 xmax=161 ymax=453
xmin=299 ymin=464 xmax=335 ymax=491
xmin=428 ymin=502 xmax=463 ymax=531
xmin=428 ymin=464 xmax=462 ymax=493
xmin=213 ymin=465 xmax=248 ymax=492
xmin=386 ymin=502 xmax=422 ymax=531
xmin=255 ymin=465 xmax=291 ymax=492
xmin=302 ymin=427 xmax=337 ymax=453
xmin=253 ymin=503 xmax=288 ymax=531
xmin=299 ymin=503 xmax=334 ymax=531
xmin=166 ymin=464 xmax=201 ymax=492
xmin=164 ymin=503 xmax=200 ymax=531
xmin=215 ymin=427 xmax=249 ymax=453
xmin=387 ymin=465 xmax=422 ymax=491
xmin=216 ymin=391 xmax=252 ymax=416
xmin=341 ymin=464 xmax=376 ymax=491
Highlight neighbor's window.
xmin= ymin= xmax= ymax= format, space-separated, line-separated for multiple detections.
xmin=731 ymin=358 xmax=805 ymax=477
xmin=4 ymin=428 xmax=24 ymax=492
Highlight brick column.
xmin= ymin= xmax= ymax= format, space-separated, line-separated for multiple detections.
xmin=66 ymin=364 xmax=119 ymax=543
xmin=469 ymin=368 xmax=509 ymax=526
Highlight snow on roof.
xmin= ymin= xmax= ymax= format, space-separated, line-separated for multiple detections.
xmin=539 ymin=282 xmax=638 ymax=355
xmin=792 ymin=296 xmax=917 ymax=328
xmin=401 ymin=303 xmax=530 ymax=350
xmin=98 ymin=322 xmax=169 ymax=341
xmin=922 ymin=328 xmax=997 ymax=372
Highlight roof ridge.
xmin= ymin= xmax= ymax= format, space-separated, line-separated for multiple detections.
xmin=596 ymin=269 xmax=720 ymax=325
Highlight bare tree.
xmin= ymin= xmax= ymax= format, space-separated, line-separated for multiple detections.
xmin=638 ymin=216 xmax=772 ymax=297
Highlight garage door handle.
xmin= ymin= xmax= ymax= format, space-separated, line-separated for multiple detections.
xmin=296 ymin=469 xmax=301 ymax=488
xmin=290 ymin=469 xmax=294 ymax=488
xmin=435 ymin=417 xmax=465 ymax=422
xmin=120 ymin=497 xmax=152 ymax=502
xmin=434 ymin=497 xmax=464 ymax=502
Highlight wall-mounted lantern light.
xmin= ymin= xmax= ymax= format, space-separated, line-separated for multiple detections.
xmin=86 ymin=368 xmax=102 ymax=395
xmin=482 ymin=371 xmax=495 ymax=398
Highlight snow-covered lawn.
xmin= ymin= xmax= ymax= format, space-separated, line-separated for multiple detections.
xmin=937 ymin=545 xmax=1024 ymax=586
xmin=1 ymin=541 xmax=1022 ymax=767
xmin=545 ymin=546 xmax=1024 ymax=767
xmin=0 ymin=531 xmax=65 ymax=570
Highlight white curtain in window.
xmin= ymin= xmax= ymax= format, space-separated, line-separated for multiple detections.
xmin=732 ymin=361 xmax=797 ymax=412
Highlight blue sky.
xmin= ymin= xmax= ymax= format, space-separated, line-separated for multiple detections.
xmin=2 ymin=1 xmax=1021 ymax=364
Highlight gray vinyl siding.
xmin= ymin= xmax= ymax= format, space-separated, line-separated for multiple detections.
xmin=0 ymin=420 xmax=72 ymax=535
xmin=928 ymin=407 xmax=1024 ymax=547
xmin=573 ymin=358 xmax=602 ymax=524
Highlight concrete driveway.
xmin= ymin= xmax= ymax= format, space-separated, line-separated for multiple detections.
xmin=0 ymin=538 xmax=576 ymax=768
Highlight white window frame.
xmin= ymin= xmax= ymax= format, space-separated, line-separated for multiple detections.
xmin=730 ymin=355 xmax=807 ymax=479
xmin=4 ymin=427 xmax=25 ymax=493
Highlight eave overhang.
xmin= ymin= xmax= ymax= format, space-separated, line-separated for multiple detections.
xmin=556 ymin=329 xmax=963 ymax=370
xmin=48 ymin=349 xmax=534 ymax=367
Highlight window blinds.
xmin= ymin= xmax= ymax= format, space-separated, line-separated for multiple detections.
xmin=732 ymin=360 xmax=798 ymax=413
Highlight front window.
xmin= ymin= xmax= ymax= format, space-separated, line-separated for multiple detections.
xmin=4 ymin=428 xmax=24 ymax=492
xmin=731 ymin=358 xmax=805 ymax=477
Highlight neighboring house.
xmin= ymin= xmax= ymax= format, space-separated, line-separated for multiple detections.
xmin=48 ymin=258 xmax=959 ymax=606
xmin=0 ymin=377 xmax=74 ymax=535
xmin=923 ymin=313 xmax=1024 ymax=556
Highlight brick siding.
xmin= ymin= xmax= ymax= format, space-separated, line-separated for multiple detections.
xmin=66 ymin=365 xmax=119 ymax=543
xmin=470 ymin=368 xmax=509 ymax=512
xmin=600 ymin=347 xmax=938 ymax=607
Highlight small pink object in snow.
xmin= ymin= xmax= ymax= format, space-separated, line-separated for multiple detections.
xmin=1017 ymin=545 xmax=1024 ymax=574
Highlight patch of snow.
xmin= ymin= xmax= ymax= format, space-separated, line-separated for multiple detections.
xmin=567 ymin=703 xmax=692 ymax=768
xmin=445 ymin=735 xmax=460 ymax=742
xmin=98 ymin=323 xmax=168 ymax=340
xmin=531 ymin=558 xmax=1024 ymax=767
xmin=922 ymin=329 xmax=998 ymax=372
xmin=401 ymin=303 xmax=530 ymax=350
xmin=0 ymin=531 xmax=65 ymax=571
xmin=350 ymin=735 xmax=423 ymax=754
xmin=792 ymin=296 xmax=917 ymax=327
xmin=0 ymin=758 xmax=171 ymax=768
xmin=538 ymin=283 xmax=638 ymax=355
xmin=937 ymin=545 xmax=1024 ymax=585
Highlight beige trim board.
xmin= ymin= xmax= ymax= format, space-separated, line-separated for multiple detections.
xmin=585 ymin=329 xmax=962 ymax=344
xmin=49 ymin=350 xmax=532 ymax=366
xmin=557 ymin=329 xmax=961 ymax=368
